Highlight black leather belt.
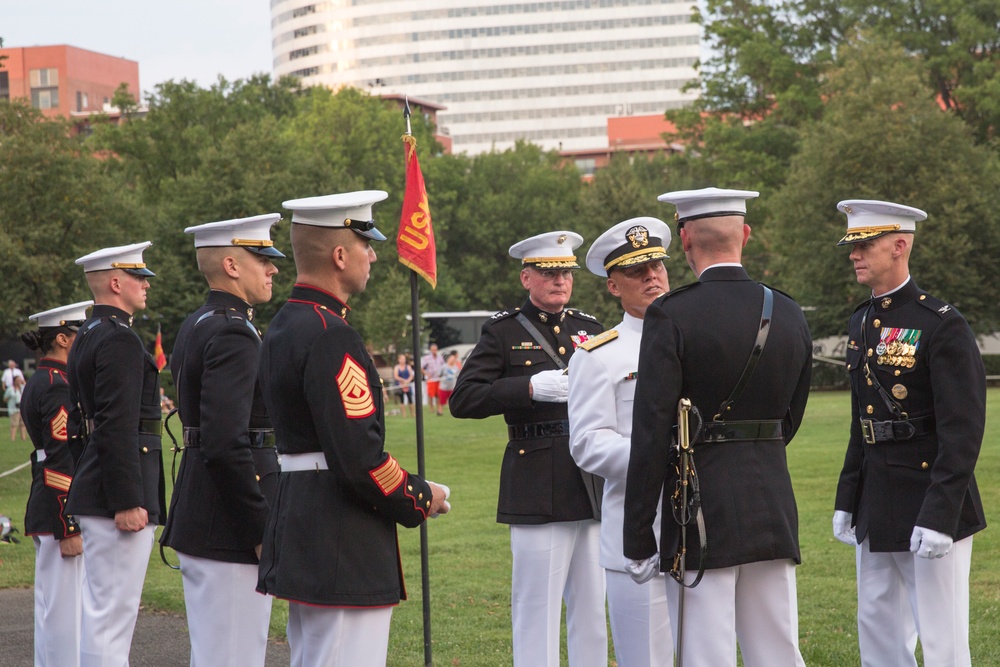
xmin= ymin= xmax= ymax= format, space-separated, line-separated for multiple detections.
xmin=699 ymin=419 xmax=784 ymax=444
xmin=860 ymin=415 xmax=935 ymax=444
xmin=508 ymin=420 xmax=570 ymax=440
xmin=183 ymin=427 xmax=276 ymax=449
xmin=84 ymin=418 xmax=162 ymax=436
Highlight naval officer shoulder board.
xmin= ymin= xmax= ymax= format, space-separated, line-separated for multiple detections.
xmin=577 ymin=329 xmax=618 ymax=352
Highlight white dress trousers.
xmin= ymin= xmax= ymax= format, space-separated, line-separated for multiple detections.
xmin=605 ymin=570 xmax=672 ymax=667
xmin=510 ymin=520 xmax=607 ymax=667
xmin=568 ymin=313 xmax=672 ymax=667
xmin=33 ymin=534 xmax=84 ymax=667
xmin=286 ymin=601 xmax=393 ymax=667
xmin=665 ymin=558 xmax=806 ymax=667
xmin=78 ymin=516 xmax=155 ymax=667
xmin=856 ymin=535 xmax=973 ymax=667
xmin=177 ymin=552 xmax=273 ymax=667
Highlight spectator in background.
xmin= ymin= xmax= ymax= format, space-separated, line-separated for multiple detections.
xmin=421 ymin=342 xmax=445 ymax=416
xmin=437 ymin=351 xmax=461 ymax=410
xmin=393 ymin=354 xmax=414 ymax=417
xmin=6 ymin=375 xmax=28 ymax=440
xmin=3 ymin=359 xmax=25 ymax=390
xmin=159 ymin=388 xmax=175 ymax=415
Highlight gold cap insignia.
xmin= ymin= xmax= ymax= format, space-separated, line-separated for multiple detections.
xmin=626 ymin=225 xmax=650 ymax=249
xmin=557 ymin=234 xmax=567 ymax=244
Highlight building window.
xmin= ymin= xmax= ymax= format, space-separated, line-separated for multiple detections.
xmin=0 ymin=72 xmax=9 ymax=101
xmin=76 ymin=91 xmax=90 ymax=111
xmin=32 ymin=88 xmax=59 ymax=109
xmin=29 ymin=68 xmax=59 ymax=87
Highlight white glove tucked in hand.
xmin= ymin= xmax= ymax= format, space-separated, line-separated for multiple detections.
xmin=530 ymin=369 xmax=569 ymax=403
xmin=832 ymin=510 xmax=856 ymax=546
xmin=910 ymin=525 xmax=953 ymax=559
xmin=624 ymin=554 xmax=660 ymax=585
xmin=427 ymin=482 xmax=451 ymax=518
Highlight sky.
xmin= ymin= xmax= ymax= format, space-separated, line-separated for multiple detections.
xmin=1 ymin=0 xmax=274 ymax=94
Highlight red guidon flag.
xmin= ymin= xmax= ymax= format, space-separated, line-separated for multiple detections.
xmin=397 ymin=134 xmax=437 ymax=288
xmin=153 ymin=324 xmax=167 ymax=371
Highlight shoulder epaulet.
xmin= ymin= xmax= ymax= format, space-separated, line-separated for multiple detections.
xmin=577 ymin=329 xmax=618 ymax=352
xmin=564 ymin=309 xmax=599 ymax=322
xmin=661 ymin=282 xmax=697 ymax=301
xmin=487 ymin=308 xmax=518 ymax=324
xmin=760 ymin=282 xmax=796 ymax=302
xmin=915 ymin=291 xmax=957 ymax=318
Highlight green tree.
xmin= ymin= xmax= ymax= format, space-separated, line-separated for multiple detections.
xmin=0 ymin=100 xmax=149 ymax=336
xmin=768 ymin=36 xmax=1000 ymax=336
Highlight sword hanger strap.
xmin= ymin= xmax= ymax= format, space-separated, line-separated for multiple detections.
xmin=715 ymin=286 xmax=774 ymax=421
xmin=859 ymin=304 xmax=905 ymax=419
xmin=160 ymin=407 xmax=181 ymax=571
xmin=515 ymin=313 xmax=567 ymax=370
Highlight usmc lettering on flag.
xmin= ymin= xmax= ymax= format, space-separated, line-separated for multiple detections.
xmin=336 ymin=353 xmax=375 ymax=419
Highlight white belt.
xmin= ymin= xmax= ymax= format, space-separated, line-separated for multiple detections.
xmin=34 ymin=449 xmax=47 ymax=463
xmin=278 ymin=452 xmax=329 ymax=472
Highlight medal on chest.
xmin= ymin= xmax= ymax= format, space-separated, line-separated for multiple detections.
xmin=876 ymin=327 xmax=921 ymax=368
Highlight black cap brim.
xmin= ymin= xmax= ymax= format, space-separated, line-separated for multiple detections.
xmin=123 ymin=267 xmax=156 ymax=277
xmin=243 ymin=245 xmax=286 ymax=258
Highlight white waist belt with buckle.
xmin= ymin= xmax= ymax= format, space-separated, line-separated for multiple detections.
xmin=279 ymin=452 xmax=329 ymax=472
xmin=34 ymin=449 xmax=47 ymax=463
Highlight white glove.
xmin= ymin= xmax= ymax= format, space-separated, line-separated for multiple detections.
xmin=427 ymin=482 xmax=451 ymax=518
xmin=910 ymin=525 xmax=953 ymax=559
xmin=624 ymin=554 xmax=659 ymax=585
xmin=530 ymin=369 xmax=569 ymax=403
xmin=832 ymin=510 xmax=856 ymax=546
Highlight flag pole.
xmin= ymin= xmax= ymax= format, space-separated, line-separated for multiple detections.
xmin=403 ymin=96 xmax=434 ymax=667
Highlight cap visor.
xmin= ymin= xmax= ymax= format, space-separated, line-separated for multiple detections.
xmin=124 ymin=268 xmax=156 ymax=277
xmin=244 ymin=246 xmax=286 ymax=258
xmin=353 ymin=227 xmax=387 ymax=242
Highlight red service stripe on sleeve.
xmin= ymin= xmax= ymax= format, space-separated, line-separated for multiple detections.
xmin=370 ymin=456 xmax=404 ymax=496
xmin=43 ymin=468 xmax=73 ymax=492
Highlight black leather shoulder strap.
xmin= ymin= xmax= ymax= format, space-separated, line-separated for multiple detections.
xmin=715 ymin=285 xmax=773 ymax=420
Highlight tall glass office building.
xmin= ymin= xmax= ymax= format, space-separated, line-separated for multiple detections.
xmin=271 ymin=0 xmax=700 ymax=154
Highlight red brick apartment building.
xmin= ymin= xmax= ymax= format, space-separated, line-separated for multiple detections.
xmin=0 ymin=44 xmax=139 ymax=118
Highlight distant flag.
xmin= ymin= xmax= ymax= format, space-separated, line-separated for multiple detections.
xmin=153 ymin=324 xmax=167 ymax=371
xmin=398 ymin=109 xmax=437 ymax=288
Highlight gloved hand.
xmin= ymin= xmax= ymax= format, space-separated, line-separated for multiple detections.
xmin=624 ymin=554 xmax=659 ymax=585
xmin=427 ymin=482 xmax=451 ymax=518
xmin=832 ymin=510 xmax=856 ymax=546
xmin=530 ymin=369 xmax=569 ymax=403
xmin=910 ymin=526 xmax=953 ymax=559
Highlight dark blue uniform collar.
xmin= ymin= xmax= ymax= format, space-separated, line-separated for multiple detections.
xmin=206 ymin=289 xmax=255 ymax=321
xmin=871 ymin=279 xmax=920 ymax=312
xmin=36 ymin=357 xmax=67 ymax=373
xmin=520 ymin=299 xmax=565 ymax=325
xmin=91 ymin=304 xmax=133 ymax=326
xmin=289 ymin=283 xmax=351 ymax=320
xmin=698 ymin=265 xmax=752 ymax=282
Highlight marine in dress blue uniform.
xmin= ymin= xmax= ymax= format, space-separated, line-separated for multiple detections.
xmin=568 ymin=218 xmax=674 ymax=667
xmin=159 ymin=214 xmax=284 ymax=666
xmin=450 ymin=231 xmax=607 ymax=667
xmin=21 ymin=300 xmax=92 ymax=667
xmin=65 ymin=242 xmax=166 ymax=667
xmin=831 ymin=200 xmax=987 ymax=667
xmin=257 ymin=191 xmax=450 ymax=667
xmin=624 ymin=188 xmax=812 ymax=667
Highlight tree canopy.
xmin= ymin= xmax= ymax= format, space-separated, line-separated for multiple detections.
xmin=3 ymin=2 xmax=1000 ymax=350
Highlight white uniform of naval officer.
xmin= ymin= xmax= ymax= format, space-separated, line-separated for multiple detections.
xmin=159 ymin=214 xmax=284 ymax=666
xmin=568 ymin=217 xmax=674 ymax=667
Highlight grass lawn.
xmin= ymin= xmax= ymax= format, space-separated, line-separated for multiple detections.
xmin=0 ymin=388 xmax=998 ymax=665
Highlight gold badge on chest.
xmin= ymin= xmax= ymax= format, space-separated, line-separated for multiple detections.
xmin=891 ymin=384 xmax=908 ymax=400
